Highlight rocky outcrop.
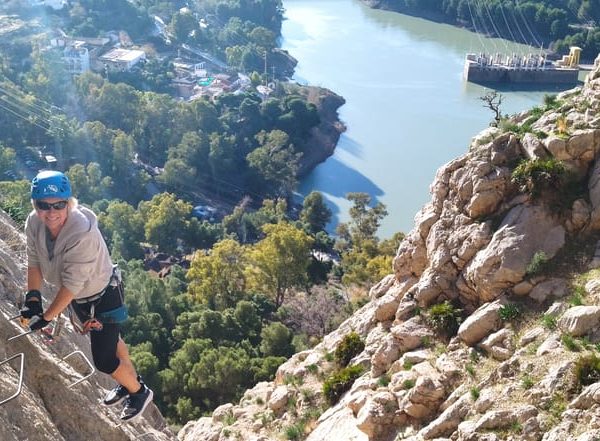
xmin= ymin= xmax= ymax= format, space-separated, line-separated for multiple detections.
xmin=0 ymin=211 xmax=173 ymax=440
xmin=297 ymin=86 xmax=347 ymax=176
xmin=180 ymin=59 xmax=600 ymax=441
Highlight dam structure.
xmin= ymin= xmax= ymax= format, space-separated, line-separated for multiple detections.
xmin=464 ymin=46 xmax=581 ymax=85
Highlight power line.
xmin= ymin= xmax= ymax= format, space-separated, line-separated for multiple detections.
xmin=496 ymin=0 xmax=518 ymax=46
xmin=471 ymin=0 xmax=501 ymax=53
xmin=506 ymin=1 xmax=531 ymax=48
xmin=481 ymin=0 xmax=511 ymax=53
xmin=0 ymin=83 xmax=56 ymax=119
xmin=514 ymin=0 xmax=542 ymax=48
xmin=0 ymin=99 xmax=53 ymax=133
xmin=466 ymin=0 xmax=488 ymax=52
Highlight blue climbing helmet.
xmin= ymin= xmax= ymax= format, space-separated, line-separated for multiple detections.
xmin=31 ymin=171 xmax=72 ymax=200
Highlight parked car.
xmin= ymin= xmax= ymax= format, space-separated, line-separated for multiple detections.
xmin=192 ymin=204 xmax=218 ymax=221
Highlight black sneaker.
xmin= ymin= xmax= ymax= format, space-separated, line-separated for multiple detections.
xmin=103 ymin=375 xmax=143 ymax=406
xmin=120 ymin=384 xmax=153 ymax=422
xmin=103 ymin=384 xmax=129 ymax=406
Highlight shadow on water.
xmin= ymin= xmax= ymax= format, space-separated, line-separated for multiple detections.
xmin=469 ymin=80 xmax=584 ymax=92
xmin=337 ymin=136 xmax=363 ymax=158
xmin=299 ymin=155 xmax=384 ymax=229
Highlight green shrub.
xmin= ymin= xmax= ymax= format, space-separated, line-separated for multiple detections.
xmin=284 ymin=422 xmax=304 ymax=440
xmin=499 ymin=303 xmax=520 ymax=321
xmin=0 ymin=200 xmax=26 ymax=227
xmin=377 ymin=373 xmax=391 ymax=387
xmin=323 ymin=365 xmax=364 ymax=405
xmin=334 ymin=332 xmax=365 ymax=367
xmin=569 ymin=284 xmax=586 ymax=306
xmin=521 ymin=375 xmax=534 ymax=389
xmin=575 ymin=354 xmax=600 ymax=386
xmin=470 ymin=386 xmax=480 ymax=400
xmin=306 ymin=364 xmax=319 ymax=375
xmin=542 ymin=393 xmax=567 ymax=423
xmin=511 ymin=158 xmax=567 ymax=199
xmin=426 ymin=300 xmax=463 ymax=337
xmin=541 ymin=314 xmax=557 ymax=330
xmin=526 ymin=251 xmax=549 ymax=276
xmin=543 ymin=94 xmax=561 ymax=110
xmin=465 ymin=363 xmax=476 ymax=377
xmin=561 ymin=334 xmax=580 ymax=352
xmin=402 ymin=379 xmax=416 ymax=390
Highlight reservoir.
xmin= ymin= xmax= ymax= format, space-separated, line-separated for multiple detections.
xmin=282 ymin=0 xmax=583 ymax=238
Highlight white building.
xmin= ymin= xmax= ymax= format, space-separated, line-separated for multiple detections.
xmin=31 ymin=0 xmax=67 ymax=10
xmin=63 ymin=41 xmax=90 ymax=74
xmin=99 ymin=48 xmax=146 ymax=71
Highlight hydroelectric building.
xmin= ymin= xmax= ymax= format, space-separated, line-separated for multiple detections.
xmin=464 ymin=46 xmax=580 ymax=84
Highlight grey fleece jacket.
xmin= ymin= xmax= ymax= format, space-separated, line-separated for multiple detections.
xmin=25 ymin=205 xmax=113 ymax=300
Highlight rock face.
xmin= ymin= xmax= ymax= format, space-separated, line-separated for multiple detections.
xmin=178 ymin=58 xmax=600 ymax=441
xmin=0 ymin=211 xmax=174 ymax=441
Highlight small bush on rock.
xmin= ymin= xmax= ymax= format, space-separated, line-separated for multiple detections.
xmin=426 ymin=300 xmax=463 ymax=337
xmin=334 ymin=332 xmax=365 ymax=367
xmin=575 ymin=354 xmax=600 ymax=386
xmin=323 ymin=365 xmax=364 ymax=405
xmin=526 ymin=251 xmax=549 ymax=276
xmin=499 ymin=303 xmax=521 ymax=321
xmin=511 ymin=158 xmax=567 ymax=199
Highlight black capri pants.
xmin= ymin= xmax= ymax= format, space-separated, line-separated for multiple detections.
xmin=71 ymin=285 xmax=123 ymax=374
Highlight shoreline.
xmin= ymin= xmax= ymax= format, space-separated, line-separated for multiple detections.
xmin=297 ymin=85 xmax=347 ymax=177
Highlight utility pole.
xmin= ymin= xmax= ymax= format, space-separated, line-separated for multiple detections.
xmin=263 ymin=51 xmax=267 ymax=85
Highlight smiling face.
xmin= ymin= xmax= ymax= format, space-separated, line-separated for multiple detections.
xmin=35 ymin=197 xmax=69 ymax=237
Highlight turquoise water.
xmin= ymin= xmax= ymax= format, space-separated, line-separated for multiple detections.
xmin=283 ymin=0 xmax=583 ymax=237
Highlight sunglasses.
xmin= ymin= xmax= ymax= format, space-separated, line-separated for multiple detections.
xmin=36 ymin=200 xmax=68 ymax=211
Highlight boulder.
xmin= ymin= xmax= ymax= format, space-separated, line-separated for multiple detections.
xmin=355 ymin=391 xmax=399 ymax=438
xmin=558 ymin=306 xmax=600 ymax=336
xmin=457 ymin=300 xmax=504 ymax=346
xmin=418 ymin=394 xmax=470 ymax=439
xmin=521 ymin=133 xmax=548 ymax=159
xmin=369 ymin=274 xmax=396 ymax=299
xmin=268 ymin=386 xmax=292 ymax=414
xmin=306 ymin=406 xmax=369 ymax=441
xmin=529 ymin=278 xmax=569 ymax=303
xmin=390 ymin=317 xmax=435 ymax=354
xmin=460 ymin=204 xmax=565 ymax=302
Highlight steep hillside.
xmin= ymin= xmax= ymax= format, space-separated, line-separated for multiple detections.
xmin=179 ymin=57 xmax=600 ymax=441
xmin=0 ymin=211 xmax=175 ymax=441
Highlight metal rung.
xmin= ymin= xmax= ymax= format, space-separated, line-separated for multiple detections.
xmin=0 ymin=353 xmax=25 ymax=405
xmin=60 ymin=350 xmax=95 ymax=388
xmin=7 ymin=329 xmax=34 ymax=342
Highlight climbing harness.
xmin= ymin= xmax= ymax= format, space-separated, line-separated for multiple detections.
xmin=68 ymin=303 xmax=104 ymax=335
xmin=69 ymin=265 xmax=128 ymax=335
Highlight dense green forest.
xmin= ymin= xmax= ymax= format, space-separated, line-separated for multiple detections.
xmin=0 ymin=0 xmax=403 ymax=426
xmin=381 ymin=0 xmax=600 ymax=60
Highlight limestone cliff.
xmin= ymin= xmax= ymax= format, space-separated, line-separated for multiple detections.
xmin=0 ymin=211 xmax=175 ymax=441
xmin=179 ymin=57 xmax=600 ymax=441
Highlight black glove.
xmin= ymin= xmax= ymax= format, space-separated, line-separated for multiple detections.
xmin=20 ymin=290 xmax=43 ymax=319
xmin=29 ymin=314 xmax=50 ymax=331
